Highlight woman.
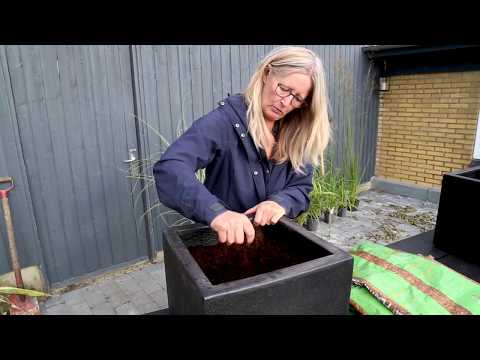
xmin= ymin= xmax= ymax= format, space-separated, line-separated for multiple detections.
xmin=153 ymin=46 xmax=331 ymax=245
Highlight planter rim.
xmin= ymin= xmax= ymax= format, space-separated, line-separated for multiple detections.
xmin=444 ymin=165 xmax=480 ymax=183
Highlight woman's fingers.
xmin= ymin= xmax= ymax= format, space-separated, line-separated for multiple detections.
xmin=235 ymin=224 xmax=244 ymax=244
xmin=244 ymin=221 xmax=255 ymax=244
xmin=226 ymin=227 xmax=235 ymax=245
xmin=210 ymin=210 xmax=258 ymax=245
xmin=252 ymin=201 xmax=286 ymax=226
xmin=254 ymin=207 xmax=266 ymax=226
xmin=270 ymin=211 xmax=284 ymax=225
xmin=243 ymin=205 xmax=257 ymax=216
xmin=217 ymin=228 xmax=227 ymax=243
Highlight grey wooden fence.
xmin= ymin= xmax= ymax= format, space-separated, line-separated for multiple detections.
xmin=0 ymin=45 xmax=379 ymax=286
xmin=0 ymin=45 xmax=148 ymax=286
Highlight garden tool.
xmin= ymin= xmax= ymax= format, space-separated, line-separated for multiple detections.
xmin=0 ymin=177 xmax=40 ymax=315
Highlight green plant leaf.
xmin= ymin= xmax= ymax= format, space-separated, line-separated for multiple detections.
xmin=125 ymin=114 xmax=210 ymax=230
xmin=0 ymin=287 xmax=49 ymax=297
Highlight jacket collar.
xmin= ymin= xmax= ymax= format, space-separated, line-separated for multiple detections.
xmin=224 ymin=94 xmax=248 ymax=128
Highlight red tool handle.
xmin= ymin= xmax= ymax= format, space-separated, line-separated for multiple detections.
xmin=0 ymin=176 xmax=24 ymax=293
xmin=0 ymin=177 xmax=14 ymax=199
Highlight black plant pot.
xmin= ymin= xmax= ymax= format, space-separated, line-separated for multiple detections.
xmin=337 ymin=207 xmax=347 ymax=217
xmin=433 ymin=165 xmax=480 ymax=264
xmin=349 ymin=199 xmax=360 ymax=212
xmin=163 ymin=217 xmax=353 ymax=314
xmin=324 ymin=210 xmax=335 ymax=224
xmin=305 ymin=218 xmax=320 ymax=231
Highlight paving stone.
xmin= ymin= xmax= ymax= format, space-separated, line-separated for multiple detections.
xmin=156 ymin=271 xmax=167 ymax=288
xmin=91 ymin=302 xmax=116 ymax=315
xmin=136 ymin=301 xmax=161 ymax=315
xmin=82 ymin=289 xmax=107 ymax=307
xmin=70 ymin=302 xmax=93 ymax=315
xmin=138 ymin=279 xmax=163 ymax=295
xmin=62 ymin=288 xmax=87 ymax=306
xmin=115 ymin=302 xmax=140 ymax=315
xmin=144 ymin=263 xmax=164 ymax=275
xmin=148 ymin=289 xmax=168 ymax=308
xmin=114 ymin=273 xmax=134 ymax=284
xmin=116 ymin=286 xmax=143 ymax=299
xmin=44 ymin=303 xmax=75 ymax=315
xmin=115 ymin=274 xmax=140 ymax=286
xmin=129 ymin=271 xmax=152 ymax=284
xmin=96 ymin=281 xmax=123 ymax=295
xmin=97 ymin=284 xmax=126 ymax=301
xmin=130 ymin=290 xmax=154 ymax=307
xmin=148 ymin=266 xmax=165 ymax=277
xmin=44 ymin=294 xmax=66 ymax=308
xmin=105 ymin=292 xmax=131 ymax=308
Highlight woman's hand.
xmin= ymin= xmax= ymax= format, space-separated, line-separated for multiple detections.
xmin=210 ymin=211 xmax=255 ymax=245
xmin=244 ymin=200 xmax=286 ymax=226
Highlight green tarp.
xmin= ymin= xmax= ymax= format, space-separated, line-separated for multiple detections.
xmin=349 ymin=241 xmax=480 ymax=315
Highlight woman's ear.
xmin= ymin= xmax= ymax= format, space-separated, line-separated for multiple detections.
xmin=262 ymin=66 xmax=270 ymax=84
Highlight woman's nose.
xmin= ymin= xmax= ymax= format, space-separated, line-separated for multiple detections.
xmin=279 ymin=95 xmax=292 ymax=107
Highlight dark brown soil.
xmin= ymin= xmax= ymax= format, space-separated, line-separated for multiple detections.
xmin=183 ymin=224 xmax=329 ymax=285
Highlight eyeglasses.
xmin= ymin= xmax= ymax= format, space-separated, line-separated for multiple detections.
xmin=274 ymin=83 xmax=308 ymax=108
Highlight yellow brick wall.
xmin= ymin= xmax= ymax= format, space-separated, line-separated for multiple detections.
xmin=376 ymin=71 xmax=480 ymax=188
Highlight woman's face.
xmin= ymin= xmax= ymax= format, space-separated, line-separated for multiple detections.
xmin=261 ymin=69 xmax=312 ymax=123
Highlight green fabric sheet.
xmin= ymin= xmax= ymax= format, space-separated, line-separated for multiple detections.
xmin=349 ymin=241 xmax=480 ymax=315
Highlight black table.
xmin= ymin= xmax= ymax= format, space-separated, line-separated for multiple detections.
xmin=387 ymin=229 xmax=480 ymax=283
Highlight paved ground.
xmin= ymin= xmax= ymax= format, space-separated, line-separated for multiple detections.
xmin=40 ymin=261 xmax=168 ymax=315
xmin=40 ymin=189 xmax=438 ymax=315
xmin=313 ymin=189 xmax=438 ymax=252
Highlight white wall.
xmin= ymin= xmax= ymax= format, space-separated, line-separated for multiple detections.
xmin=474 ymin=111 xmax=480 ymax=160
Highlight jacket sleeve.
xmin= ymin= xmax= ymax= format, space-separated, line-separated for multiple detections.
xmin=267 ymin=164 xmax=313 ymax=219
xmin=153 ymin=110 xmax=229 ymax=225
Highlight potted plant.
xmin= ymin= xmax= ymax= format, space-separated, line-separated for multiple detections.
xmin=296 ymin=201 xmax=320 ymax=231
xmin=322 ymin=192 xmax=337 ymax=224
xmin=346 ymin=179 xmax=360 ymax=212
xmin=305 ymin=213 xmax=321 ymax=232
xmin=342 ymin=109 xmax=362 ymax=212
xmin=320 ymin=159 xmax=339 ymax=224
xmin=297 ymin=167 xmax=323 ymax=231
xmin=336 ymin=175 xmax=348 ymax=217
xmin=343 ymin=144 xmax=361 ymax=212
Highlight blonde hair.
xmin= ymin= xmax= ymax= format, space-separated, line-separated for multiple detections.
xmin=244 ymin=46 xmax=331 ymax=173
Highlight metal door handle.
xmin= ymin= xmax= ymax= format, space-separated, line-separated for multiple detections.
xmin=123 ymin=149 xmax=137 ymax=164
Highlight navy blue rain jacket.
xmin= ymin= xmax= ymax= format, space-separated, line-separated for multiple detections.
xmin=153 ymin=94 xmax=313 ymax=226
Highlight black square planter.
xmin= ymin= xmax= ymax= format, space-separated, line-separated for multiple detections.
xmin=163 ymin=217 xmax=353 ymax=315
xmin=433 ymin=165 xmax=480 ymax=264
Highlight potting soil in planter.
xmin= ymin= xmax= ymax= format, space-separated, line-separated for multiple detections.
xmin=182 ymin=224 xmax=330 ymax=285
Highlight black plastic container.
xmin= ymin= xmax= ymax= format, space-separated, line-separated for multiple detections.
xmin=324 ymin=210 xmax=335 ymax=224
xmin=305 ymin=218 xmax=320 ymax=231
xmin=433 ymin=165 xmax=480 ymax=264
xmin=349 ymin=199 xmax=360 ymax=212
xmin=163 ymin=217 xmax=353 ymax=314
